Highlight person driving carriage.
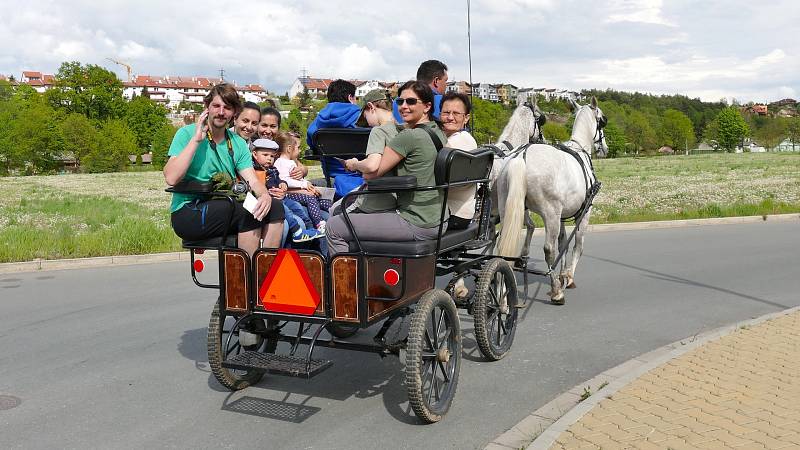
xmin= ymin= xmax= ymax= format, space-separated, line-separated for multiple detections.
xmin=164 ymin=83 xmax=284 ymax=257
xmin=326 ymin=80 xmax=448 ymax=255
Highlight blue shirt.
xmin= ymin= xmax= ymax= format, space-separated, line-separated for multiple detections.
xmin=306 ymin=102 xmax=362 ymax=178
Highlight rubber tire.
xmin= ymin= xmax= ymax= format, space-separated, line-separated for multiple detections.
xmin=207 ymin=300 xmax=265 ymax=391
xmin=473 ymin=258 xmax=518 ymax=361
xmin=327 ymin=323 xmax=359 ymax=339
xmin=405 ymin=289 xmax=462 ymax=423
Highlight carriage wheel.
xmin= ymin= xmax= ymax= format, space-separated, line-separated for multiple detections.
xmin=473 ymin=258 xmax=518 ymax=361
xmin=405 ymin=289 xmax=462 ymax=423
xmin=207 ymin=300 xmax=266 ymax=390
xmin=327 ymin=323 xmax=359 ymax=339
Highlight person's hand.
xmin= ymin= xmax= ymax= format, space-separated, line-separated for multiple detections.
xmin=252 ymin=194 xmax=272 ymax=221
xmin=268 ymin=187 xmax=285 ymax=199
xmin=307 ymin=183 xmax=320 ymax=197
xmin=289 ymin=167 xmax=304 ymax=180
xmin=193 ymin=109 xmax=209 ymax=142
xmin=344 ymin=158 xmax=358 ymax=172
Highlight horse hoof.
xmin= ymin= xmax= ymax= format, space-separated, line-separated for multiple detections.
xmin=550 ymin=297 xmax=565 ymax=305
xmin=566 ymin=281 xmax=576 ymax=289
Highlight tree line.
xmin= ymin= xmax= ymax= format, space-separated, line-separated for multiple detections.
xmin=0 ymin=61 xmax=174 ymax=175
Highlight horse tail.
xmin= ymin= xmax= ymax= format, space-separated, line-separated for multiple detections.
xmin=496 ymin=156 xmax=527 ymax=257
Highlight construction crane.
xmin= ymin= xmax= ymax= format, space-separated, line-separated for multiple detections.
xmin=106 ymin=58 xmax=132 ymax=82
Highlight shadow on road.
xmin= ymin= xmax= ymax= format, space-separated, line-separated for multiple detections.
xmin=586 ymin=254 xmax=790 ymax=309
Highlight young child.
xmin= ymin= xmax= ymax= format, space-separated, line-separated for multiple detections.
xmin=274 ymin=132 xmax=331 ymax=233
xmin=251 ymin=139 xmax=323 ymax=243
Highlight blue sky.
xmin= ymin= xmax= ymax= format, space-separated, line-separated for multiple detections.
xmin=1 ymin=0 xmax=797 ymax=102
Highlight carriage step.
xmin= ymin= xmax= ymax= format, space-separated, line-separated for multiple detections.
xmin=463 ymin=239 xmax=493 ymax=250
xmin=223 ymin=351 xmax=333 ymax=378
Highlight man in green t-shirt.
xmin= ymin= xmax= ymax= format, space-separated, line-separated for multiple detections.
xmin=164 ymin=83 xmax=284 ymax=257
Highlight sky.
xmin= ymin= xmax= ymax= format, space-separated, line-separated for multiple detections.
xmin=1 ymin=0 xmax=798 ymax=103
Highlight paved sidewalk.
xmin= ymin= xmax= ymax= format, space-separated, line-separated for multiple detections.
xmin=548 ymin=310 xmax=800 ymax=449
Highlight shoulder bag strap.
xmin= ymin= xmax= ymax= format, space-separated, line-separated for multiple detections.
xmin=416 ymin=124 xmax=444 ymax=151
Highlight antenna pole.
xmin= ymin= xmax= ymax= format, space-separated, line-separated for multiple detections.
xmin=467 ymin=0 xmax=475 ymax=132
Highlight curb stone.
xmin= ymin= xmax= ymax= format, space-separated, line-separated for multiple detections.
xmin=484 ymin=305 xmax=800 ymax=450
xmin=0 ymin=251 xmax=217 ymax=274
xmin=1 ymin=214 xmax=796 ymax=275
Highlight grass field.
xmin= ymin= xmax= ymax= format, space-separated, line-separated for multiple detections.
xmin=1 ymin=152 xmax=798 ymax=262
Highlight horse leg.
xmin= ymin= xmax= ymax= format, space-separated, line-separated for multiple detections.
xmin=562 ymin=207 xmax=592 ymax=289
xmin=542 ymin=212 xmax=565 ymax=304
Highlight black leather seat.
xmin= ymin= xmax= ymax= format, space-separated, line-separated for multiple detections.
xmin=352 ymin=223 xmax=479 ymax=255
xmin=181 ymin=235 xmax=237 ymax=249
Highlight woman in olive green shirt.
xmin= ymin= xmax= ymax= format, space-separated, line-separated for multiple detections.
xmin=327 ymin=80 xmax=447 ymax=255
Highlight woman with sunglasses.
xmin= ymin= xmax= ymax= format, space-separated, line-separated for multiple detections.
xmin=327 ymin=80 xmax=447 ymax=255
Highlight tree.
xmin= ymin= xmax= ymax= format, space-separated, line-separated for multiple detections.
xmin=45 ymin=61 xmax=127 ymax=120
xmin=7 ymin=98 xmax=64 ymax=174
xmin=659 ymin=109 xmax=696 ymax=152
xmin=603 ymin=122 xmax=626 ymax=158
xmin=787 ymin=117 xmax=800 ymax=152
xmin=753 ymin=118 xmax=788 ymax=150
xmin=82 ymin=119 xmax=137 ymax=172
xmin=150 ymin=123 xmax=177 ymax=169
xmin=624 ymin=110 xmax=657 ymax=155
xmin=715 ymin=107 xmax=749 ymax=152
xmin=61 ymin=113 xmax=98 ymax=168
xmin=471 ymin=97 xmax=512 ymax=145
xmin=124 ymin=95 xmax=169 ymax=153
xmin=541 ymin=122 xmax=569 ymax=143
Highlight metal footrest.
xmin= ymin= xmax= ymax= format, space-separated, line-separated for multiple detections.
xmin=223 ymin=351 xmax=333 ymax=378
xmin=463 ymin=239 xmax=493 ymax=250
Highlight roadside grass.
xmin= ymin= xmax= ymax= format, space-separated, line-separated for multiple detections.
xmin=0 ymin=185 xmax=179 ymax=262
xmin=0 ymin=153 xmax=798 ymax=262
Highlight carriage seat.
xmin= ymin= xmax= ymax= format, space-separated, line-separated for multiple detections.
xmin=181 ymin=235 xmax=237 ymax=250
xmin=309 ymin=128 xmax=372 ymax=187
xmin=348 ymin=147 xmax=494 ymax=256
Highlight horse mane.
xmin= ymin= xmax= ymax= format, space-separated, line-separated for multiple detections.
xmin=496 ymin=105 xmax=534 ymax=147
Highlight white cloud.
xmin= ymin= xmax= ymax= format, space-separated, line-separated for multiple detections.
xmin=606 ymin=0 xmax=675 ymax=26
xmin=0 ymin=0 xmax=797 ymax=103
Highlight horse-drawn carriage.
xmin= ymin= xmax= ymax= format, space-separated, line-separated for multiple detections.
xmin=169 ymin=98 xmax=607 ymax=423
xmin=169 ymin=127 xmax=519 ymax=423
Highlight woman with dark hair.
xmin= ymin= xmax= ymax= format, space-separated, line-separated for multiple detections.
xmin=326 ymin=80 xmax=447 ymax=255
xmin=232 ymin=101 xmax=261 ymax=143
xmin=257 ymin=107 xmax=282 ymax=140
xmin=439 ymin=91 xmax=479 ymax=230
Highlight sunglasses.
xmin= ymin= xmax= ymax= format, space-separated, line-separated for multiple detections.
xmin=395 ymin=97 xmax=422 ymax=106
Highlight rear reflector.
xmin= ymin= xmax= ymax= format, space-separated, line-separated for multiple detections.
xmin=383 ymin=269 xmax=399 ymax=286
xmin=193 ymin=260 xmax=204 ymax=273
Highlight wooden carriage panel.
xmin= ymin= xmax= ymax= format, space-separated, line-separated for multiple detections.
xmin=367 ymin=256 xmax=435 ymax=320
xmin=224 ymin=251 xmax=248 ymax=312
xmin=255 ymin=251 xmax=325 ymax=316
xmin=331 ymin=256 xmax=359 ymax=322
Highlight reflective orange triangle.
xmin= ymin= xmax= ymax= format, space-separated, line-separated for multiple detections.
xmin=259 ymin=249 xmax=321 ymax=315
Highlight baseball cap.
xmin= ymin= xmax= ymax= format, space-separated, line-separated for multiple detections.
xmin=360 ymin=89 xmax=391 ymax=107
xmin=251 ymin=138 xmax=279 ymax=151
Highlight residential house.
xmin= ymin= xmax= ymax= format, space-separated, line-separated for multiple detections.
xmin=772 ymin=138 xmax=798 ymax=152
xmin=446 ymin=81 xmax=472 ymax=96
xmin=472 ymin=83 xmax=498 ymax=102
xmin=354 ymin=80 xmax=383 ymax=99
xmin=20 ymin=71 xmax=55 ymax=93
xmin=288 ymin=77 xmax=332 ymax=99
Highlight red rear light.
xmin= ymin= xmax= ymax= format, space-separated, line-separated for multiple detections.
xmin=383 ymin=269 xmax=399 ymax=286
xmin=390 ymin=258 xmax=401 ymax=265
xmin=195 ymin=249 xmax=205 ymax=254
xmin=193 ymin=260 xmax=205 ymax=273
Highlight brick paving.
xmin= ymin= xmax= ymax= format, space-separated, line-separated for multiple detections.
xmin=551 ymin=311 xmax=800 ymax=449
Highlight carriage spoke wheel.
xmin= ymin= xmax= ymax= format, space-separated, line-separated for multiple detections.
xmin=473 ymin=258 xmax=518 ymax=361
xmin=207 ymin=300 xmax=272 ymax=391
xmin=405 ymin=289 xmax=461 ymax=423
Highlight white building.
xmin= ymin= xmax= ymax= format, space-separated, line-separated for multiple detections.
xmin=772 ymin=138 xmax=798 ymax=152
xmin=122 ymin=75 xmax=269 ymax=110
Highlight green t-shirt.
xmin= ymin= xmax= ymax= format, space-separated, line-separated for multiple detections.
xmin=168 ymin=124 xmax=253 ymax=212
xmin=387 ymin=121 xmax=447 ymax=228
xmin=358 ymin=122 xmax=401 ymax=213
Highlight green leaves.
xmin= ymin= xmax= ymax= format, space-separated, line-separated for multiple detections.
xmin=715 ymin=107 xmax=750 ymax=152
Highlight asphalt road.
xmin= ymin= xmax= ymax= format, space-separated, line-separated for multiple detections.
xmin=1 ymin=220 xmax=798 ymax=449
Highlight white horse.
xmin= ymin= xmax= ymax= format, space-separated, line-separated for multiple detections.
xmin=495 ymin=97 xmax=608 ymax=304
xmin=452 ymin=99 xmax=545 ymax=299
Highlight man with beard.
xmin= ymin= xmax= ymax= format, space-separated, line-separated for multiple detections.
xmin=164 ymin=83 xmax=284 ymax=257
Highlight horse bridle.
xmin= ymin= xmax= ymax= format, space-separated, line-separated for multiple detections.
xmin=524 ymin=101 xmax=546 ymax=142
xmin=593 ymin=111 xmax=607 ymax=153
